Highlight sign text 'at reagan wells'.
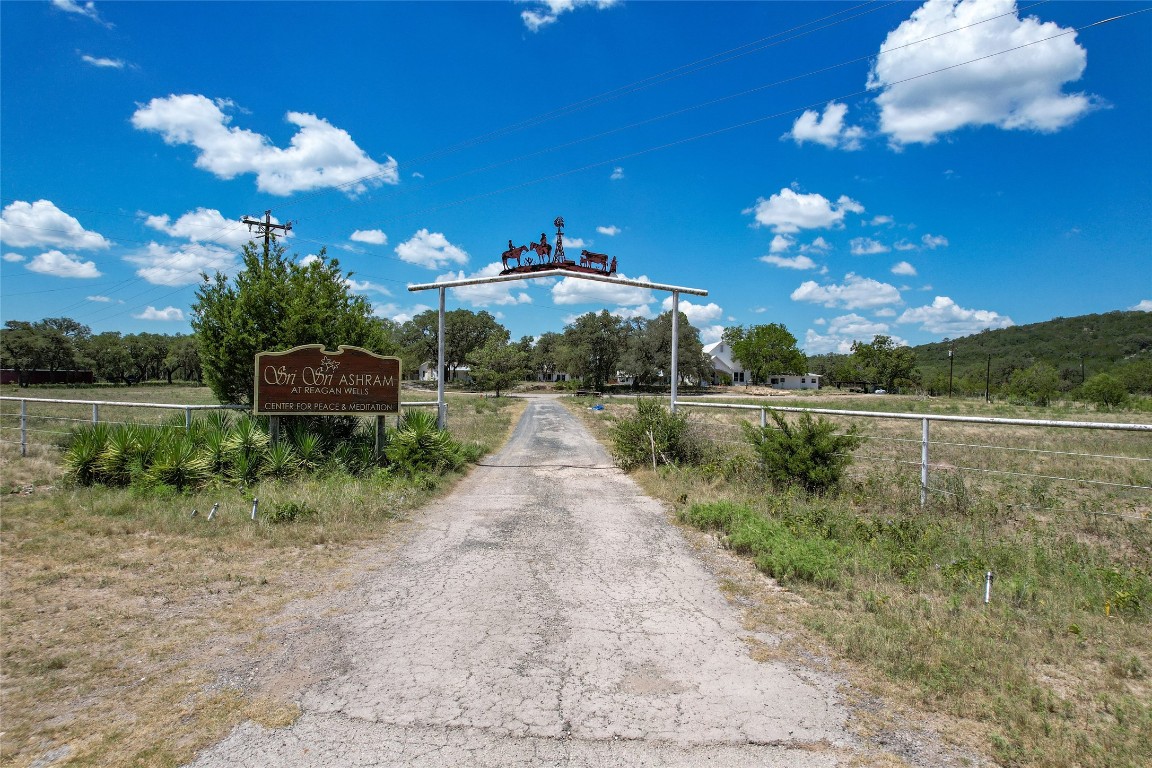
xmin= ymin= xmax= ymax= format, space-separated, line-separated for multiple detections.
xmin=254 ymin=345 xmax=401 ymax=416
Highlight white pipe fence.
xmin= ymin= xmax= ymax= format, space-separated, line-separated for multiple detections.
xmin=675 ymin=399 xmax=1152 ymax=519
xmin=0 ymin=396 xmax=442 ymax=456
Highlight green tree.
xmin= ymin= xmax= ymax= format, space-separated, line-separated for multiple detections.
xmin=722 ymin=324 xmax=806 ymax=385
xmin=558 ymin=311 xmax=629 ymax=391
xmin=399 ymin=308 xmax=507 ymax=380
xmin=624 ymin=312 xmax=708 ymax=387
xmin=1081 ymin=373 xmax=1129 ymax=409
xmin=165 ymin=334 xmax=202 ymax=383
xmin=850 ymin=335 xmax=919 ymax=392
xmin=0 ymin=321 xmax=45 ymax=386
xmin=532 ymin=331 xmax=564 ymax=381
xmin=1005 ymin=362 xmax=1060 ymax=406
xmin=192 ymin=239 xmax=380 ymax=404
xmin=468 ymin=338 xmax=529 ymax=396
xmin=84 ymin=332 xmax=133 ymax=383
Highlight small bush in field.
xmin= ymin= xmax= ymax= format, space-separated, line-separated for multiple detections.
xmin=611 ymin=398 xmax=706 ymax=471
xmin=265 ymin=500 xmax=316 ymax=524
xmin=742 ymin=411 xmax=861 ymax=494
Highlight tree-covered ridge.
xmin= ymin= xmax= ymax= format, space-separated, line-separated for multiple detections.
xmin=912 ymin=310 xmax=1152 ymax=395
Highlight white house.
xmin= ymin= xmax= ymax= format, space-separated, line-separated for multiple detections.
xmin=418 ymin=362 xmax=473 ymax=383
xmin=703 ymin=340 xmax=749 ymax=384
xmin=703 ymin=340 xmax=821 ymax=389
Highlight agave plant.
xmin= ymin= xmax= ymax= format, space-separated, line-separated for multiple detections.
xmin=147 ymin=436 xmax=212 ymax=491
xmin=64 ymin=423 xmax=110 ymax=486
xmin=134 ymin=425 xmax=166 ymax=470
xmin=202 ymin=409 xmax=234 ymax=434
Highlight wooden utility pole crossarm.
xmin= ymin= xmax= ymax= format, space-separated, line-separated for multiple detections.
xmin=240 ymin=210 xmax=293 ymax=259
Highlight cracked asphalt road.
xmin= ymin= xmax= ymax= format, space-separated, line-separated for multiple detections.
xmin=187 ymin=398 xmax=857 ymax=767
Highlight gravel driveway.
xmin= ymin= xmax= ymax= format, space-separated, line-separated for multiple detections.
xmin=187 ymin=398 xmax=860 ymax=767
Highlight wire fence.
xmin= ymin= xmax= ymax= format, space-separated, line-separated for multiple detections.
xmin=0 ymin=396 xmax=442 ymax=457
xmin=674 ymin=400 xmax=1152 ymax=522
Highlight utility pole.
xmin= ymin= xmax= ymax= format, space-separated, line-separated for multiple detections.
xmin=948 ymin=346 xmax=954 ymax=398
xmin=985 ymin=355 xmax=991 ymax=403
xmin=240 ymin=210 xmax=293 ymax=260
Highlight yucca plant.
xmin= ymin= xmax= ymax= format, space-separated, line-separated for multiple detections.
xmin=386 ymin=410 xmax=462 ymax=475
xmin=64 ymin=423 xmax=110 ymax=486
xmin=98 ymin=424 xmax=141 ymax=486
xmin=265 ymin=441 xmax=301 ymax=479
xmin=224 ymin=416 xmax=269 ymax=460
xmin=289 ymin=426 xmax=325 ymax=472
xmin=199 ymin=426 xmax=230 ymax=475
xmin=228 ymin=447 xmax=264 ymax=486
xmin=147 ymin=436 xmax=212 ymax=491
xmin=134 ymin=426 xmax=166 ymax=472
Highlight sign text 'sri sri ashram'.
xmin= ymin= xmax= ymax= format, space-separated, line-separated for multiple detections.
xmin=253 ymin=345 xmax=401 ymax=416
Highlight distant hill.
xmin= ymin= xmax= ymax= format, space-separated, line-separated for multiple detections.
xmin=911 ymin=310 xmax=1152 ymax=395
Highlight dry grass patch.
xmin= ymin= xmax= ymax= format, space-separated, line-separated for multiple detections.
xmin=0 ymin=391 xmax=523 ymax=767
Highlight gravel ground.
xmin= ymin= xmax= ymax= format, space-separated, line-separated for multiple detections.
xmin=185 ymin=398 xmax=922 ymax=767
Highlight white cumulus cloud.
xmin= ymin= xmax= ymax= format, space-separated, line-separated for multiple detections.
xmin=395 ymin=229 xmax=469 ymax=269
xmin=891 ymin=261 xmax=918 ymax=276
xmin=1 ymin=200 xmax=111 ymax=250
xmin=132 ymin=94 xmax=398 ymax=196
xmin=52 ymin=0 xmax=109 ymax=25
xmin=610 ymin=166 xmax=625 ymax=180
xmin=785 ymin=102 xmax=865 ymax=150
xmin=869 ymin=0 xmax=1097 ymax=146
xmin=3 ymin=252 xmax=25 ymax=262
xmin=134 ymin=306 xmax=185 ymax=322
xmin=552 ymin=273 xmax=654 ymax=307
xmin=350 ymin=229 xmax=387 ymax=245
xmin=125 ymin=242 xmax=237 ymax=286
xmin=897 ymin=295 xmax=1013 ymax=334
xmin=596 ymin=225 xmax=621 ymax=236
xmin=791 ymin=273 xmax=903 ymax=309
xmin=1131 ymin=300 xmax=1152 ymax=312
xmin=745 ymin=188 xmax=864 ymax=234
xmin=26 ymin=250 xmax=101 ymax=278
xmin=760 ymin=254 xmax=818 ymax=270
xmin=921 ymin=233 xmax=949 ymax=249
xmin=436 ymin=262 xmax=533 ymax=307
xmin=850 ymin=237 xmax=890 ymax=255
xmin=522 ymin=0 xmax=619 ymax=32
xmin=143 ymin=207 xmax=254 ymax=248
xmin=662 ymin=297 xmax=723 ymax=323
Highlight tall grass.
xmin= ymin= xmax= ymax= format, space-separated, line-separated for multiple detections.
xmin=576 ymin=397 xmax=1151 ymax=768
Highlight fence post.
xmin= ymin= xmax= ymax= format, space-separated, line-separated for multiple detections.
xmin=185 ymin=407 xmax=192 ymax=432
xmin=375 ymin=415 xmax=385 ymax=457
xmin=920 ymin=417 xmax=930 ymax=507
xmin=20 ymin=399 xmax=27 ymax=457
xmin=760 ymin=408 xmax=767 ymax=428
xmin=92 ymin=403 xmax=99 ymax=425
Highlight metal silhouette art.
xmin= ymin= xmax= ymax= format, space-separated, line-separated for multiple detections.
xmin=499 ymin=216 xmax=618 ymax=276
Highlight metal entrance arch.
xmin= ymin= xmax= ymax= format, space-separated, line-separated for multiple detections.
xmin=409 ymin=269 xmax=709 ymax=428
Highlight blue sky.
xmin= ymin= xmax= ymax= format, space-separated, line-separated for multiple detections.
xmin=2 ymin=0 xmax=1150 ymax=353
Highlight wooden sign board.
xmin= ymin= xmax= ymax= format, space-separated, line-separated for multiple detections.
xmin=254 ymin=345 xmax=400 ymax=416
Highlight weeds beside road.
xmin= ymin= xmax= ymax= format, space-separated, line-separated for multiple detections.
xmin=572 ymin=393 xmax=1151 ymax=768
xmin=0 ymin=387 xmax=523 ymax=768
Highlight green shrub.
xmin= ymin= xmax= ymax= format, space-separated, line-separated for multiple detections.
xmin=265 ymin=500 xmax=316 ymax=524
xmin=1081 ymin=373 xmax=1130 ymax=409
xmin=611 ymin=398 xmax=706 ymax=471
xmin=264 ymin=442 xmax=300 ymax=479
xmin=742 ymin=411 xmax=862 ymax=494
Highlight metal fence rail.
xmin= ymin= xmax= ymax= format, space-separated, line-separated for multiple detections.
xmin=675 ymin=399 xmax=1152 ymax=518
xmin=0 ymin=396 xmax=442 ymax=457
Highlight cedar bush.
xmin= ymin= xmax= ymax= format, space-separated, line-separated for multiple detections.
xmin=742 ymin=411 xmax=862 ymax=494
